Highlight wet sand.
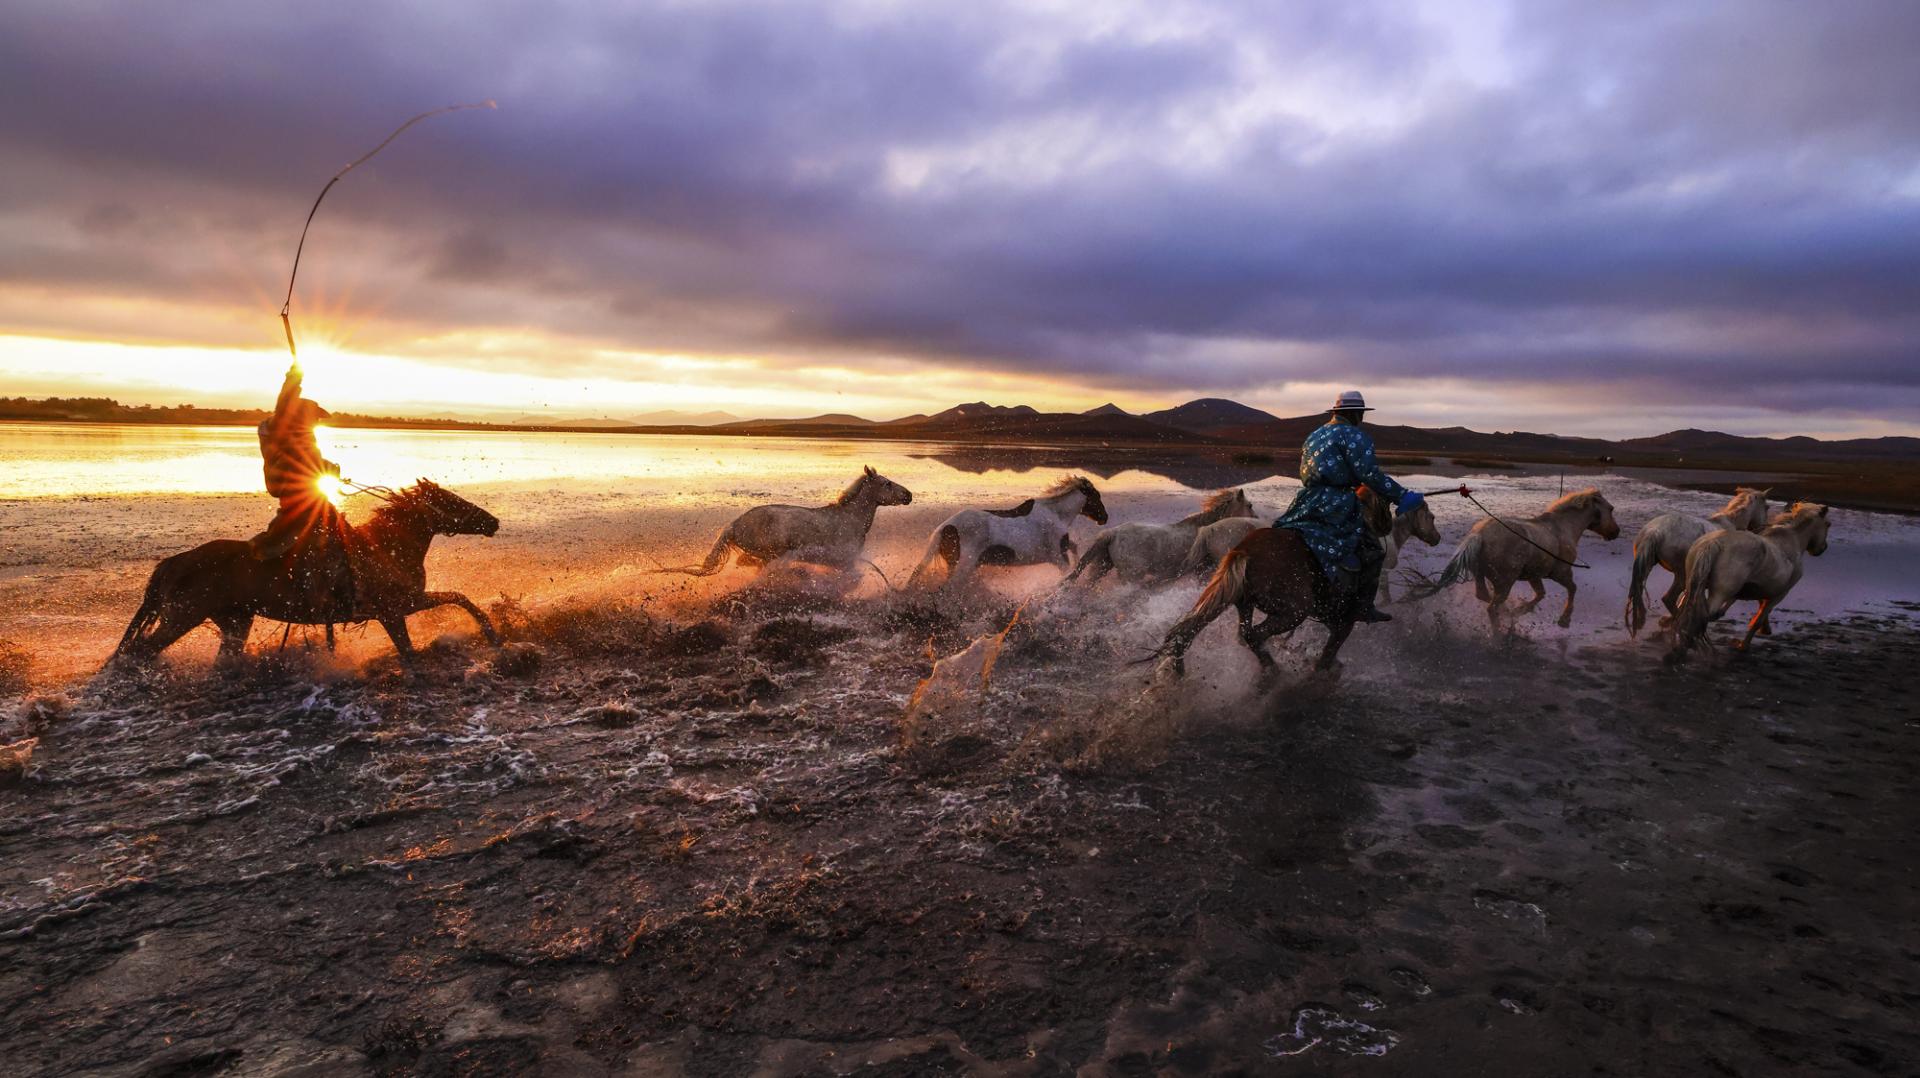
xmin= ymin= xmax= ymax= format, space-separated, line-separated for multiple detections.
xmin=1 ymin=584 xmax=1915 ymax=1075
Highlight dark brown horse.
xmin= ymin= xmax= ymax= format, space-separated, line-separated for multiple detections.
xmin=1152 ymin=490 xmax=1439 ymax=677
xmin=113 ymin=480 xmax=501 ymax=668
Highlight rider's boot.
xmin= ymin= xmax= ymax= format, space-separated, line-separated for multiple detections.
xmin=1354 ymin=551 xmax=1392 ymax=623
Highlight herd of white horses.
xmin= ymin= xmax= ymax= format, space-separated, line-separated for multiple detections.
xmin=660 ymin=467 xmax=1834 ymax=663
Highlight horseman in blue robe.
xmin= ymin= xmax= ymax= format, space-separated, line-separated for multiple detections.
xmin=1273 ymin=390 xmax=1425 ymax=623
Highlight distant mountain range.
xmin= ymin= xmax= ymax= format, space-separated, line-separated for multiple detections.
xmin=640 ymin=397 xmax=1918 ymax=466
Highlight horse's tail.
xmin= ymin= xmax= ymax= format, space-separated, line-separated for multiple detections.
xmin=650 ymin=525 xmax=735 ymax=577
xmin=1175 ymin=534 xmax=1212 ymax=578
xmin=1140 ymin=547 xmax=1250 ymax=664
xmin=1669 ymin=540 xmax=1723 ymax=655
xmin=1403 ymin=532 xmax=1483 ymax=601
xmin=1624 ymin=538 xmax=1660 ymax=638
xmin=905 ymin=526 xmax=951 ymax=590
xmin=113 ymin=553 xmax=183 ymax=659
xmin=1062 ymin=531 xmax=1114 ymax=585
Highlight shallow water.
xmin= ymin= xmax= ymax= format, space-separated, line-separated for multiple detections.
xmin=2 ymin=422 xmax=1917 ymax=684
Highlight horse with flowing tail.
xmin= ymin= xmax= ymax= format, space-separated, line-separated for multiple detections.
xmin=653 ymin=466 xmax=913 ymax=576
xmin=1149 ymin=489 xmax=1441 ymax=677
xmin=1064 ymin=488 xmax=1254 ymax=588
xmin=1413 ymin=489 xmax=1620 ymax=632
xmin=1624 ymin=486 xmax=1770 ymax=637
xmin=1666 ymin=503 xmax=1830 ymax=663
xmin=907 ymin=476 xmax=1107 ymax=592
xmin=113 ymin=480 xmax=502 ymax=668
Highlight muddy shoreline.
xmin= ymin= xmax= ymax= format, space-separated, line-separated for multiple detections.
xmin=2 ymin=589 xmax=1915 ymax=1076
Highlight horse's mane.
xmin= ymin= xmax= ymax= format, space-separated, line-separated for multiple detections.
xmin=1177 ymin=488 xmax=1244 ymax=524
xmin=1769 ymin=502 xmax=1827 ymax=529
xmin=1041 ymin=474 xmax=1092 ymax=497
xmin=1355 ymin=486 xmax=1393 ymax=536
xmin=834 ymin=471 xmax=871 ymax=506
xmin=367 ymin=482 xmax=430 ymax=524
xmin=1546 ymin=488 xmax=1605 ymax=513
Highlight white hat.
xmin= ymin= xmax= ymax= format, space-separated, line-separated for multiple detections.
xmin=1330 ymin=389 xmax=1373 ymax=412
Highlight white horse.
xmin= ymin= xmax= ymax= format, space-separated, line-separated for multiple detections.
xmin=907 ymin=476 xmax=1108 ymax=592
xmin=1417 ymin=489 xmax=1621 ymax=632
xmin=1063 ymin=489 xmax=1254 ymax=587
xmin=1625 ymin=486 xmax=1771 ymax=636
xmin=1667 ymin=503 xmax=1830 ymax=662
xmin=655 ymin=466 xmax=913 ymax=575
xmin=1176 ymin=490 xmax=1439 ymax=602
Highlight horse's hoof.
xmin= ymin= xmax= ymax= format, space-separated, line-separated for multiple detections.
xmin=1557 ymin=616 xmax=1573 ymax=629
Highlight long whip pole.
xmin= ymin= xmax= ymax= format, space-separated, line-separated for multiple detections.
xmin=279 ymin=101 xmax=496 ymax=357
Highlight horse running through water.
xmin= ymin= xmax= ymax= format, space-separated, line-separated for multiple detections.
xmin=655 ymin=467 xmax=913 ymax=576
xmin=1177 ymin=488 xmax=1440 ymax=602
xmin=1151 ymin=490 xmax=1442 ymax=676
xmin=1624 ymin=486 xmax=1771 ymax=637
xmin=1063 ymin=488 xmax=1254 ymax=587
xmin=1416 ymin=489 xmax=1620 ymax=632
xmin=1666 ymin=503 xmax=1830 ymax=662
xmin=113 ymin=480 xmax=501 ymax=668
xmin=907 ymin=476 xmax=1107 ymax=592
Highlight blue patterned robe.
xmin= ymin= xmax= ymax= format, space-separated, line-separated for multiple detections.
xmin=1275 ymin=419 xmax=1409 ymax=576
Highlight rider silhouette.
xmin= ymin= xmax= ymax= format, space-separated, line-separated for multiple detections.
xmin=250 ymin=363 xmax=353 ymax=614
xmin=1272 ymin=390 xmax=1424 ymax=623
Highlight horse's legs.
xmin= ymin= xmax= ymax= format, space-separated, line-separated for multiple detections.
xmin=1315 ymin=616 xmax=1357 ymax=671
xmin=1485 ymin=577 xmax=1514 ymax=633
xmin=942 ymin=548 xmax=983 ymax=594
xmin=1236 ymin=601 xmax=1277 ymax=670
xmin=378 ymin=615 xmax=418 ymax=667
xmin=1514 ymin=577 xmax=1548 ymax=616
xmin=134 ymin=606 xmax=214 ymax=661
xmin=1551 ymin=566 xmax=1577 ymax=628
xmin=1738 ymin=599 xmax=1773 ymax=650
xmin=211 ymin=611 xmax=255 ymax=664
xmin=1659 ymin=574 xmax=1685 ymax=627
xmin=417 ymin=590 xmax=502 ymax=645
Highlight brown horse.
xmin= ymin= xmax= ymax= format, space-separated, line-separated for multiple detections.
xmin=1152 ymin=490 xmax=1441 ymax=677
xmin=113 ymin=480 xmax=501 ymax=668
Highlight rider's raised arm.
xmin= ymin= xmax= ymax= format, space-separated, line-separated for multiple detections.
xmin=273 ymin=363 xmax=303 ymax=423
xmin=1343 ymin=426 xmax=1409 ymax=504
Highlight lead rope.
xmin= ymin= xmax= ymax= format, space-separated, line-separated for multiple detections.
xmin=1457 ymin=488 xmax=1590 ymax=570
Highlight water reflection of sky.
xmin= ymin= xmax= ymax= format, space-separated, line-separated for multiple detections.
xmin=1 ymin=423 xmax=1914 ymax=681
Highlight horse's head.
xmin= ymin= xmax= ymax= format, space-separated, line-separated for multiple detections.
xmin=1781 ymin=502 xmax=1831 ymax=555
xmin=1406 ymin=498 xmax=1442 ymax=547
xmin=1585 ymin=491 xmax=1621 ymax=540
xmin=1076 ymin=478 xmax=1108 ymax=524
xmin=398 ymin=479 xmax=500 ymax=537
xmin=857 ymin=465 xmax=913 ymax=506
xmin=1220 ymin=488 xmax=1256 ymax=520
xmin=1730 ymin=486 xmax=1773 ymax=531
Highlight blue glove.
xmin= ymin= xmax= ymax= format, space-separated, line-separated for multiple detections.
xmin=1397 ymin=490 xmax=1425 ymax=514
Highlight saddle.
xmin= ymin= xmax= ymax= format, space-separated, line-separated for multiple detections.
xmin=251 ymin=508 xmax=358 ymax=621
xmin=986 ymin=499 xmax=1036 ymax=519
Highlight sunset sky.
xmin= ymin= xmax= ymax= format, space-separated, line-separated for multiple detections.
xmin=3 ymin=1 xmax=1917 ymax=437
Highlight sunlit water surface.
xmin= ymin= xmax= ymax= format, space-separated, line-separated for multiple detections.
xmin=2 ymin=422 xmax=1916 ymax=683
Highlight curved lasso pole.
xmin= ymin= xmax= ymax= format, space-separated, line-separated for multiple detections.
xmin=280 ymin=101 xmax=497 ymax=356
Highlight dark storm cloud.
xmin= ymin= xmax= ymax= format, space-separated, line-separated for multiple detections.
xmin=2 ymin=0 xmax=1917 ymax=427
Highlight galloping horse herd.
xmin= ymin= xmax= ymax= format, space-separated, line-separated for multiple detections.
xmin=111 ymin=466 xmax=1831 ymax=677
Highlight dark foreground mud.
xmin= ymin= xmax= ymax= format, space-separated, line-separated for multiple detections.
xmin=1 ymin=594 xmax=1916 ymax=1076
